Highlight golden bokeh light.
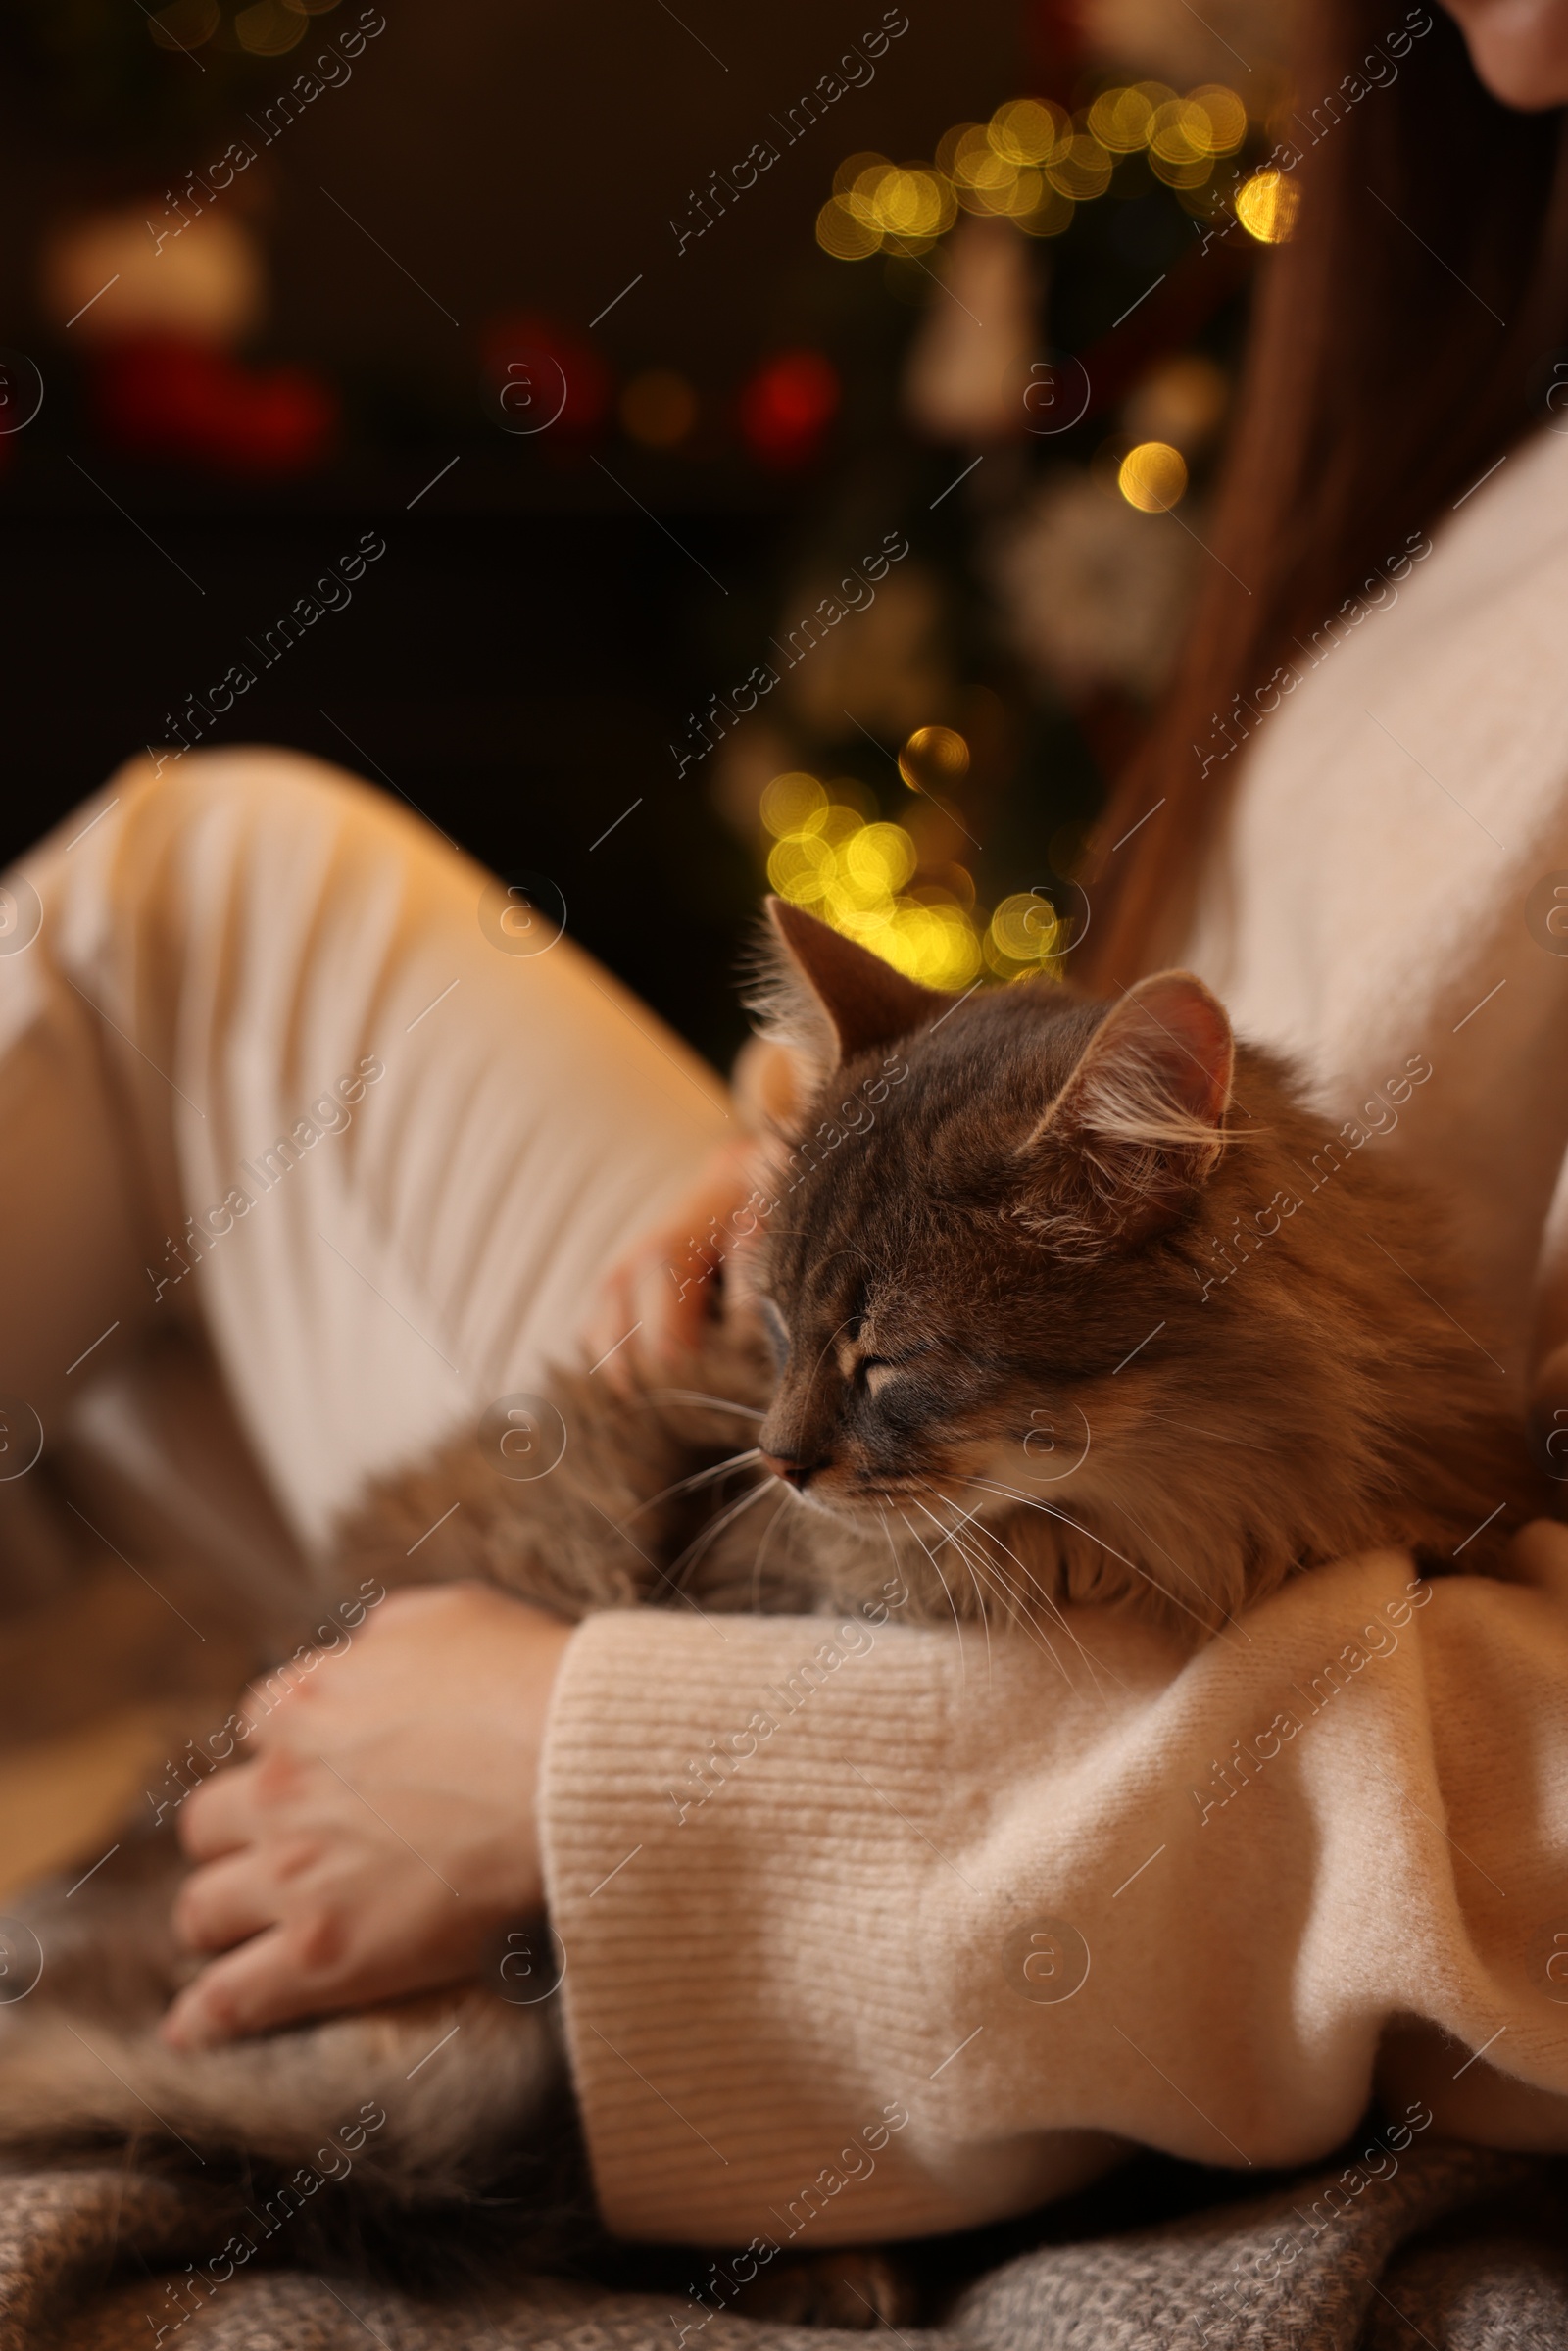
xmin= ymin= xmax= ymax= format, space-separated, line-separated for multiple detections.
xmin=149 ymin=0 xmax=219 ymax=47
xmin=766 ymin=830 xmax=836 ymax=903
xmin=1045 ymin=129 xmax=1114 ymax=203
xmin=949 ymin=123 xmax=1015 ymax=194
xmin=233 ymin=0 xmax=307 ymax=50
xmin=985 ymin=891 xmax=1063 ymax=974
xmin=1146 ymin=99 xmax=1216 ymax=187
xmin=843 ymin=821 xmax=917 ymax=897
xmin=879 ymin=898 xmax=982 ymax=988
xmin=1189 ymin=84 xmax=1248 ymax=153
xmin=835 ymin=150 xmax=892 ymax=196
xmin=619 ymin=369 xmax=697 ymax=448
xmin=947 ymin=120 xmax=1076 ymax=221
xmin=898 ymin=725 xmax=970 ymax=791
xmin=855 ymin=162 xmax=955 ymax=243
xmin=816 ymin=802 xmax=870 ymax=847
xmin=1234 ymin=169 xmax=1300 ymax=244
xmin=1086 ymin=82 xmax=1173 ymax=153
xmin=759 ymin=774 xmax=982 ymax=989
xmin=1117 ymin=440 xmax=1189 ymax=512
xmin=760 ymin=771 xmax=829 ymax=838
xmin=815 ymin=198 xmax=882 ymax=260
xmin=930 ymin=124 xmax=974 ymax=176
xmin=989 ymin=98 xmax=1066 ymax=166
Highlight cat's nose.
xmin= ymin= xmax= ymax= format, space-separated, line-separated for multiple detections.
xmin=760 ymin=1450 xmax=826 ymax=1490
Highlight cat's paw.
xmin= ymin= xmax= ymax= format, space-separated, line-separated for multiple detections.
xmin=730 ymin=2246 xmax=917 ymax=2329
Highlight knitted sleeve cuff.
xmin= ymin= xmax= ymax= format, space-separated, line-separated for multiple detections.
xmin=538 ymin=1552 xmax=1568 ymax=2247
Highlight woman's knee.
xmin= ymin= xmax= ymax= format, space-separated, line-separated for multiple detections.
xmin=104 ymin=743 xmax=416 ymax=857
xmin=85 ymin=746 xmax=482 ymax=929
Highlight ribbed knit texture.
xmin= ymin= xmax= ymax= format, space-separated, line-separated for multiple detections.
xmin=541 ymin=1554 xmax=1568 ymax=2243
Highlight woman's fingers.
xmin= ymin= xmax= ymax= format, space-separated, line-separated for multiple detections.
xmin=172 ymin=1845 xmax=299 ymax=1954
xmin=162 ymin=1925 xmax=322 ymax=2048
xmin=581 ymin=1136 xmax=765 ymax=1384
xmin=162 ymin=1586 xmax=573 ymax=2043
xmin=585 ymin=1247 xmax=692 ymax=1395
xmin=174 ymin=1758 xmax=265 ymax=1862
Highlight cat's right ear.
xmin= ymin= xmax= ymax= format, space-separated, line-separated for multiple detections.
xmin=1016 ymin=970 xmax=1235 ymax=1250
xmin=749 ymin=898 xmax=949 ymax=1075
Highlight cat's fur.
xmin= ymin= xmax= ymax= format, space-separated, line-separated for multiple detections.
xmin=0 ymin=901 xmax=1543 ymax=2281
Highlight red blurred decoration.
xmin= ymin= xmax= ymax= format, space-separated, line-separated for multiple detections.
xmin=737 ymin=349 xmax=840 ymax=468
xmin=480 ymin=312 xmax=612 ymax=440
xmin=90 ymin=335 xmax=337 ymax=474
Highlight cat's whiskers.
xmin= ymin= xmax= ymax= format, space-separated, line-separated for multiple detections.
xmin=878 ymin=1501 xmax=965 ymax=1648
xmin=900 ymin=1508 xmax=992 ymax=1681
xmin=748 ymin=1484 xmax=795 ymax=1611
xmin=910 ymin=1494 xmax=1073 ymax=1690
xmin=645 ymin=1390 xmax=767 ymax=1423
xmin=912 ymin=1497 xmax=1033 ymax=1655
xmin=959 ymin=1477 xmax=1227 ymax=1639
xmin=925 ymin=1486 xmax=1127 ymax=1696
xmin=962 ymin=1454 xmax=1253 ymax=1641
xmin=663 ymin=1477 xmax=774 ymax=1590
xmin=924 ymin=1483 xmax=1071 ymax=1624
xmin=620 ymin=1448 xmax=764 ymax=1525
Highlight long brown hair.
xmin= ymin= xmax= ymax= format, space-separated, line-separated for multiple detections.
xmin=1080 ymin=3 xmax=1568 ymax=988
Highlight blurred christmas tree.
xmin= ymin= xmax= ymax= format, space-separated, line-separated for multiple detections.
xmin=703 ymin=0 xmax=1296 ymax=1000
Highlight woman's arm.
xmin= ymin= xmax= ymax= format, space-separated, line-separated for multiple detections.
xmin=540 ymin=1540 xmax=1568 ymax=2245
xmin=160 ymin=1524 xmax=1568 ymax=2230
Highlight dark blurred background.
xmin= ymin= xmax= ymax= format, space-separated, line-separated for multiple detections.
xmin=0 ymin=0 xmax=1290 ymax=1066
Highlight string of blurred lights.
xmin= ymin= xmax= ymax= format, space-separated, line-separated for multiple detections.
xmin=778 ymin=79 xmax=1303 ymax=988
xmin=817 ymin=84 xmax=1293 ymax=266
xmin=149 ymin=0 xmax=342 ymax=56
xmin=760 ymin=745 xmax=1065 ymax=993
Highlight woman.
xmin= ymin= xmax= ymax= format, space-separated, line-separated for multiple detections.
xmin=15 ymin=0 xmax=1568 ymax=2253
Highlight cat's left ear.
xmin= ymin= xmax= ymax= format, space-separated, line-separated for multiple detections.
xmin=751 ymin=897 xmax=950 ymax=1073
xmin=1019 ymin=970 xmax=1235 ymax=1248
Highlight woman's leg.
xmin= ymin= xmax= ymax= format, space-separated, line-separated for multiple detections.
xmin=2 ymin=748 xmax=732 ymax=1563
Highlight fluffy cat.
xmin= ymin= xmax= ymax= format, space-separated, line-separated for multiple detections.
xmin=0 ymin=899 xmax=1542 ymax=2288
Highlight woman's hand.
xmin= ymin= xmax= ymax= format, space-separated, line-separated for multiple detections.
xmin=581 ymin=1037 xmax=805 ymax=1386
xmin=581 ymin=1136 xmax=761 ymax=1383
xmin=160 ymin=1584 xmax=574 ymax=2048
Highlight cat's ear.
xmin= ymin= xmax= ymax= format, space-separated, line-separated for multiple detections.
xmin=1018 ymin=970 xmax=1235 ymax=1248
xmin=751 ymin=897 xmax=949 ymax=1072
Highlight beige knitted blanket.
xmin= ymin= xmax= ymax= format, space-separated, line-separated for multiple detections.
xmin=5 ymin=2143 xmax=1562 ymax=2350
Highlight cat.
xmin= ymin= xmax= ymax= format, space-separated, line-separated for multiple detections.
xmin=0 ymin=897 xmax=1543 ymax=2301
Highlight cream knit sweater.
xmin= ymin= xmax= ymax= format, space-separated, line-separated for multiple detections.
xmin=538 ymin=427 xmax=1568 ymax=2251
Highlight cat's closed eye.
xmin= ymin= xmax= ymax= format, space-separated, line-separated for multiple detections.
xmin=857 ymin=1341 xmax=938 ymax=1396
